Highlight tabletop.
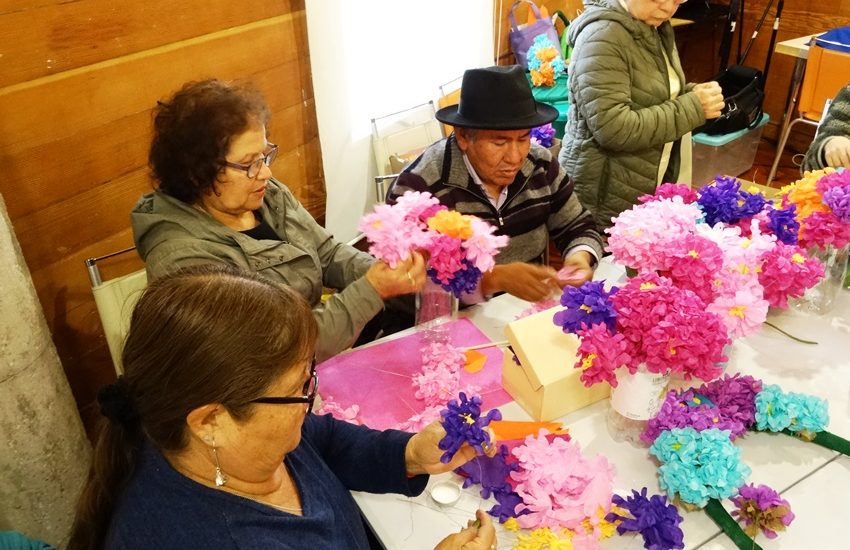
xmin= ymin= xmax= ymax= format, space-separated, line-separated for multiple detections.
xmin=352 ymin=261 xmax=850 ymax=549
xmin=774 ymin=34 xmax=822 ymax=59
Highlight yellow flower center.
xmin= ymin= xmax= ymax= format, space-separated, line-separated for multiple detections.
xmin=729 ymin=305 xmax=746 ymax=319
xmin=581 ymin=353 xmax=597 ymax=370
xmin=741 ymin=238 xmax=752 ymax=249
xmin=461 ymin=413 xmax=475 ymax=425
xmin=671 ymin=442 xmax=682 ymax=451
xmin=640 ymin=282 xmax=657 ymax=291
xmin=737 ymin=263 xmax=750 ymax=275
xmin=791 ymin=253 xmax=806 ymax=264
xmin=579 ymin=304 xmax=593 ymax=313
xmin=688 ymin=249 xmax=699 ymax=258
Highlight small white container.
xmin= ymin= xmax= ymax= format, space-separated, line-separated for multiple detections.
xmin=430 ymin=481 xmax=461 ymax=508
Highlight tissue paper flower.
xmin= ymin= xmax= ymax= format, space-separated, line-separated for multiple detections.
xmin=606 ymin=488 xmax=685 ymax=550
xmin=754 ymin=384 xmax=829 ymax=433
xmin=438 ymin=392 xmax=501 ymax=463
xmin=455 ymin=443 xmax=517 ymax=499
xmin=698 ymin=374 xmax=763 ymax=430
xmin=527 ymin=34 xmax=565 ymax=87
xmin=315 ymin=395 xmax=361 ymax=424
xmin=641 ymin=388 xmax=745 ymax=445
xmin=764 ymin=204 xmax=800 ymax=245
xmin=531 ymin=123 xmax=556 ymax=148
xmin=697 ymin=176 xmax=768 ymax=226
xmin=757 ymin=242 xmax=825 ymax=308
xmin=650 ymin=427 xmax=751 ymax=507
xmin=572 ymin=322 xmax=631 ymax=387
xmin=511 ymin=431 xmax=616 ymax=531
xmin=552 ymin=281 xmax=618 ymax=333
xmin=361 ymin=191 xmax=508 ymax=296
xmin=731 ymin=483 xmax=795 ymax=539
xmin=782 ymin=168 xmax=850 ymax=248
xmin=638 ymin=182 xmax=698 ymax=204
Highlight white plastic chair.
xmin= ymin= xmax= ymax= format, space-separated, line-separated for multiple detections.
xmin=85 ymin=247 xmax=148 ymax=375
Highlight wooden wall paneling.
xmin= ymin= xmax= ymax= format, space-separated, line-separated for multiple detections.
xmin=0 ymin=0 xmax=302 ymax=88
xmin=1 ymin=4 xmax=325 ymax=435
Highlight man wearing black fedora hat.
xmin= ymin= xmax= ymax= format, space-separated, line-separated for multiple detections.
xmin=387 ymin=65 xmax=603 ymax=303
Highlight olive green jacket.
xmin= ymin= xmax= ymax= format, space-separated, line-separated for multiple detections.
xmin=559 ymin=0 xmax=705 ymax=230
xmin=131 ymin=179 xmax=383 ymax=361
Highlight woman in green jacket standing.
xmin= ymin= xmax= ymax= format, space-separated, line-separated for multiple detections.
xmin=560 ymin=0 xmax=725 ymax=231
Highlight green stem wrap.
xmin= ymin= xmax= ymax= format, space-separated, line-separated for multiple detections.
xmin=704 ymin=499 xmax=763 ymax=550
xmin=782 ymin=429 xmax=850 ymax=456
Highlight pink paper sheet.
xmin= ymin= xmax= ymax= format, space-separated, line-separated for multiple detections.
xmin=316 ymin=318 xmax=512 ymax=430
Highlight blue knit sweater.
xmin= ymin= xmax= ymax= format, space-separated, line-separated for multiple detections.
xmin=104 ymin=414 xmax=428 ymax=549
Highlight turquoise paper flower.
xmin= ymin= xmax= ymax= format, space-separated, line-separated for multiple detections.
xmin=786 ymin=392 xmax=829 ymax=433
xmin=754 ymin=384 xmax=795 ymax=432
xmin=650 ymin=428 xmax=750 ymax=507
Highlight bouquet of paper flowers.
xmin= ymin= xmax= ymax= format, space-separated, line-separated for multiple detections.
xmin=641 ymin=373 xmax=850 ymax=549
xmin=780 ymin=167 xmax=850 ymax=249
xmin=358 ymin=191 xmax=508 ymax=296
xmin=526 ymin=34 xmax=565 ymax=87
xmin=553 ymin=273 xmax=731 ymax=387
xmin=607 ymin=178 xmax=826 ymax=332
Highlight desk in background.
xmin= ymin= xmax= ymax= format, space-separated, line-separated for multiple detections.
xmin=353 ymin=260 xmax=850 ymax=549
xmin=767 ymin=33 xmax=822 ymax=184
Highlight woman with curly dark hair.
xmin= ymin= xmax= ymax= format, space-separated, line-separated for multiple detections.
xmin=132 ymin=79 xmax=425 ymax=360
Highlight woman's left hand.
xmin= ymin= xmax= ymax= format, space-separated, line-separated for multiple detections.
xmin=558 ymin=251 xmax=594 ymax=287
xmin=404 ymin=420 xmax=495 ymax=476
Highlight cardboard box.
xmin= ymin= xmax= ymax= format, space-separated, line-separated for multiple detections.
xmin=502 ymin=307 xmax=610 ymax=421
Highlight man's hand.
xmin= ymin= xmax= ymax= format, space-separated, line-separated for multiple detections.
xmin=481 ymin=263 xmax=562 ymax=302
xmin=824 ymin=136 xmax=850 ymax=168
xmin=558 ymin=251 xmax=594 ymax=287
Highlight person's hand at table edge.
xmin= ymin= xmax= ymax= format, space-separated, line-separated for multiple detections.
xmin=433 ymin=510 xmax=497 ymax=550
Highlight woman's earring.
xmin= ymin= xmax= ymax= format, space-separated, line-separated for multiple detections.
xmin=210 ymin=437 xmax=227 ymax=487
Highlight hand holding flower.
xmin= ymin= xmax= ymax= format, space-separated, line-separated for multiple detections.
xmin=481 ymin=263 xmax=561 ymax=302
xmin=365 ymin=251 xmax=426 ymax=298
xmin=404 ymin=419 xmax=496 ymax=476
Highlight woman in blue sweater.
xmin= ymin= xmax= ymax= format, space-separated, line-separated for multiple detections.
xmin=67 ymin=265 xmax=495 ymax=550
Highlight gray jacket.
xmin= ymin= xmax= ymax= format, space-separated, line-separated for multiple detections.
xmin=803 ymin=85 xmax=850 ymax=172
xmin=559 ymin=0 xmax=705 ymax=230
xmin=131 ymin=179 xmax=383 ymax=361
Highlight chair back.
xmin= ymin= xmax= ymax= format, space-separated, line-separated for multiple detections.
xmin=85 ymin=248 xmax=147 ymax=375
xmin=437 ymin=76 xmax=463 ymax=137
xmin=798 ymin=44 xmax=850 ymax=121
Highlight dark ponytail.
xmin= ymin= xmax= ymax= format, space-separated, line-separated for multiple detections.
xmin=68 ymin=265 xmax=317 ymax=549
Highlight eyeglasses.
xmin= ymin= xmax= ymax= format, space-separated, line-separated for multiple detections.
xmin=223 ymin=143 xmax=278 ymax=179
xmin=249 ymin=358 xmax=318 ymax=414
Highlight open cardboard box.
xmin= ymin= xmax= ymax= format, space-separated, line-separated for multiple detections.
xmin=502 ymin=306 xmax=610 ymax=421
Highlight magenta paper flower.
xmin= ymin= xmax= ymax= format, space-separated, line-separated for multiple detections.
xmin=611 ymin=274 xmax=729 ymax=380
xmin=731 ymin=483 xmax=795 ymax=539
xmin=758 ymin=243 xmax=825 ymax=308
xmin=638 ymin=182 xmax=698 ymax=204
xmin=798 ymin=210 xmax=850 ymax=249
xmin=574 ymin=322 xmax=631 ymax=387
xmin=658 ymin=234 xmax=725 ymax=305
xmin=511 ymin=430 xmax=616 ymax=531
xmin=605 ymin=198 xmax=703 ymax=271
xmin=424 ymin=233 xmax=466 ymax=284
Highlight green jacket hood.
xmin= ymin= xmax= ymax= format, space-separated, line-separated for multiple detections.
xmin=569 ymin=0 xmax=663 ymax=48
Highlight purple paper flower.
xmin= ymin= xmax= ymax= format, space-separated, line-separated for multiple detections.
xmin=765 ymin=204 xmax=800 ymax=245
xmin=530 ymin=123 xmax=556 ymax=148
xmin=552 ymin=281 xmax=618 ymax=334
xmin=489 ymin=489 xmax=527 ymax=523
xmin=698 ymin=176 xmax=768 ymax=226
xmin=698 ymin=374 xmax=763 ymax=431
xmin=641 ymin=388 xmax=745 ymax=444
xmin=454 ymin=444 xmax=517 ymax=499
xmin=429 ymin=259 xmax=481 ymax=297
xmin=731 ymin=483 xmax=795 ymax=539
xmin=438 ymin=392 xmax=501 ymax=463
xmin=606 ymin=488 xmax=685 ymax=550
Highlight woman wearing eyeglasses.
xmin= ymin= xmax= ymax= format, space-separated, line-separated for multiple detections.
xmin=68 ymin=265 xmax=495 ymax=550
xmin=559 ymin=0 xmax=725 ymax=231
xmin=131 ymin=79 xmax=425 ymax=361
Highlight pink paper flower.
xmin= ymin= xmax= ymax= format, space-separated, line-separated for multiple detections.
xmin=511 ymin=430 xmax=616 ymax=531
xmin=758 ymin=243 xmax=825 ymax=308
xmin=574 ymin=323 xmax=631 ymax=387
xmin=315 ymin=395 xmax=361 ymax=424
xmin=707 ymin=286 xmax=769 ymax=338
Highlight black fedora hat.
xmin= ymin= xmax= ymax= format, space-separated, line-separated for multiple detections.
xmin=435 ymin=65 xmax=558 ymax=130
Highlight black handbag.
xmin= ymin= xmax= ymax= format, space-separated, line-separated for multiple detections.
xmin=696 ymin=64 xmax=764 ymax=135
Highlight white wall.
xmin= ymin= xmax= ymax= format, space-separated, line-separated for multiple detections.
xmin=306 ymin=0 xmax=494 ymax=242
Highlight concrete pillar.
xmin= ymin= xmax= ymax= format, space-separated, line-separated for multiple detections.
xmin=0 ymin=193 xmax=91 ymax=548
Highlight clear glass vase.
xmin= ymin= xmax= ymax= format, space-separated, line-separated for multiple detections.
xmin=790 ymin=244 xmax=850 ymax=315
xmin=607 ymin=364 xmax=669 ymax=445
xmin=415 ymin=277 xmax=458 ymax=344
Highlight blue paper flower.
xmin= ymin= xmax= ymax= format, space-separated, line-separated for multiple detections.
xmin=650 ymin=428 xmax=750 ymax=507
xmin=438 ymin=392 xmax=501 ymax=463
xmin=754 ymin=384 xmax=795 ymax=432
xmin=429 ymin=259 xmax=482 ymax=297
xmin=607 ymin=488 xmax=685 ymax=550
xmin=552 ymin=281 xmax=618 ymax=334
xmin=697 ymin=176 xmax=768 ymax=226
xmin=785 ymin=392 xmax=829 ymax=433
